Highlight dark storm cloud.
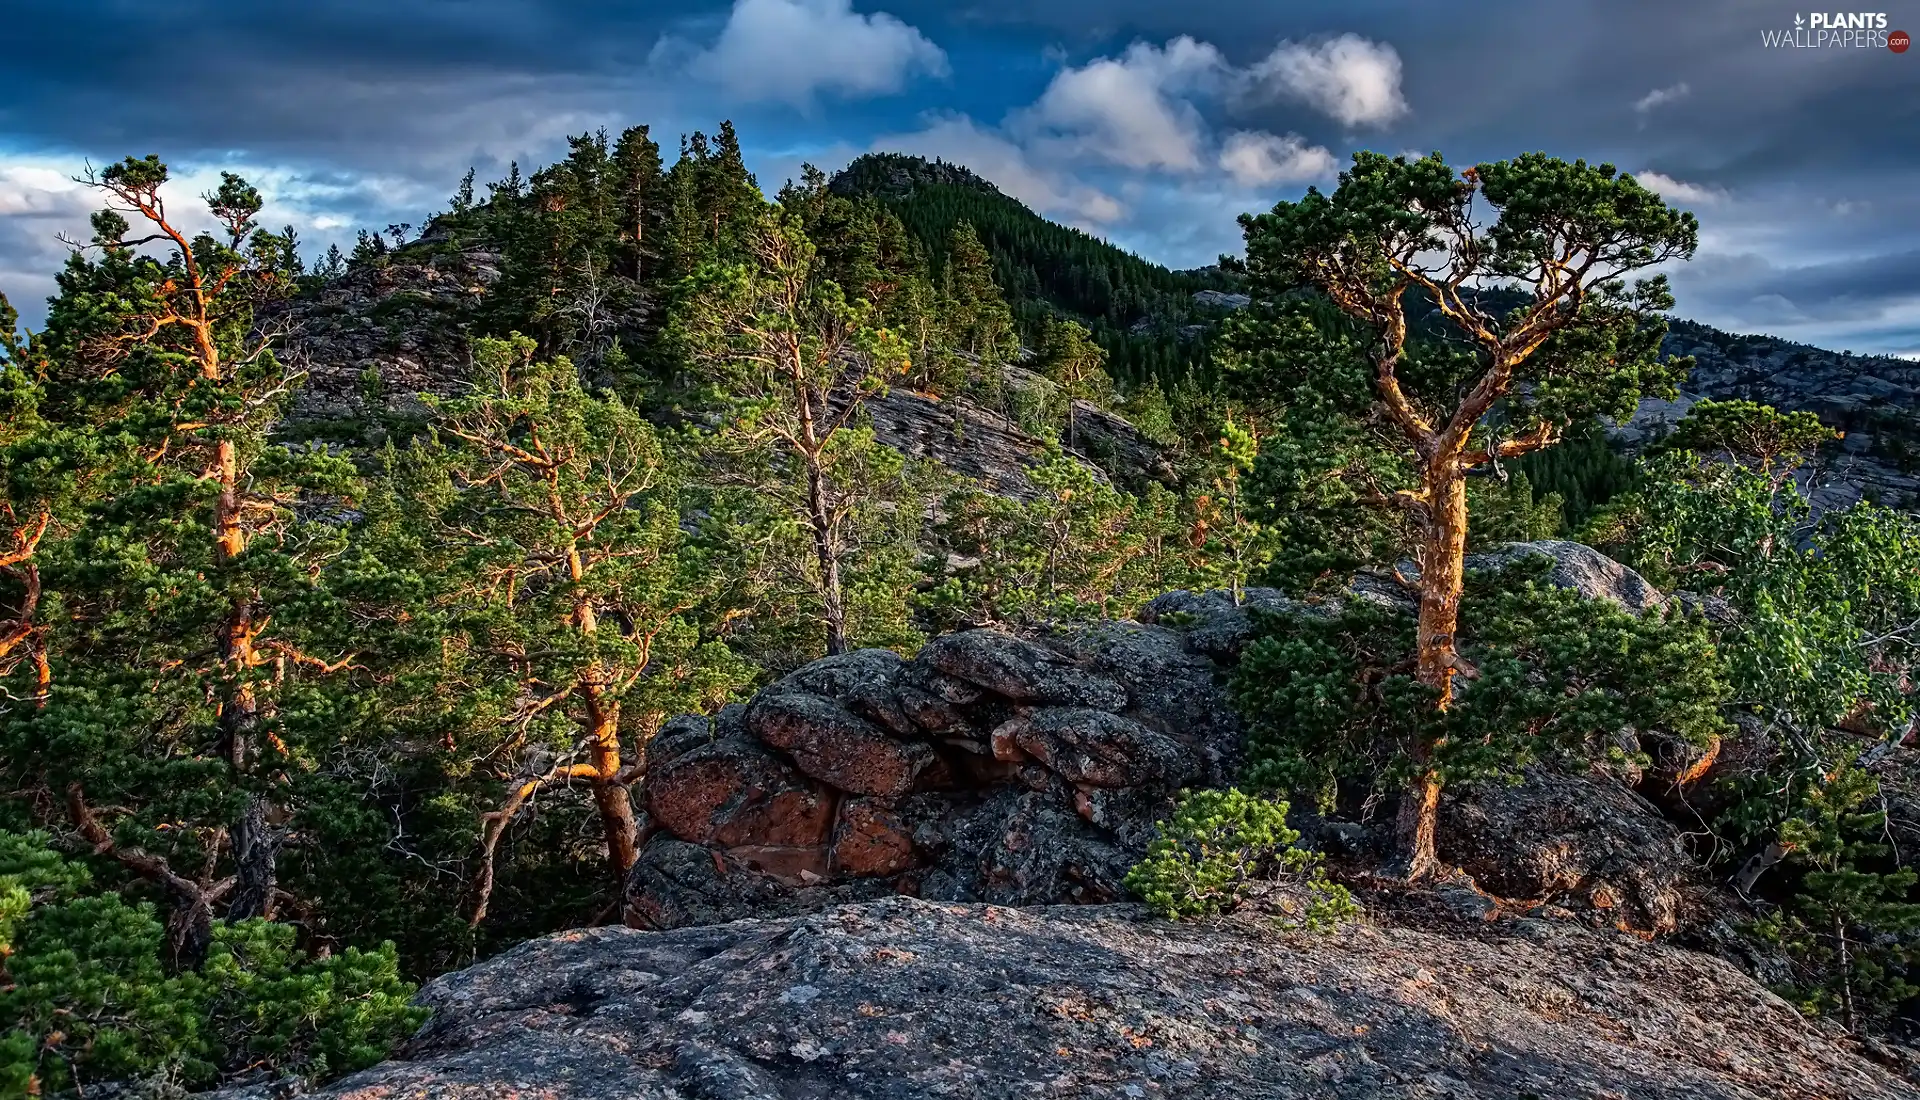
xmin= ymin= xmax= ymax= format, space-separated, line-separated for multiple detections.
xmin=1 ymin=1 xmax=1915 ymax=351
xmin=1682 ymin=248 xmax=1920 ymax=325
xmin=0 ymin=2 xmax=708 ymax=165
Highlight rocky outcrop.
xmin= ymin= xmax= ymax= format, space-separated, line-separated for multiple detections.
xmin=857 ymin=383 xmax=1069 ymax=500
xmin=275 ymin=248 xmax=496 ymax=425
xmin=256 ymin=895 xmax=1912 ymax=1099
xmin=626 ymin=623 xmax=1242 ymax=930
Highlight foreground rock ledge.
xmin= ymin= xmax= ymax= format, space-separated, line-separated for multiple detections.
xmin=266 ymin=897 xmax=1901 ymax=1100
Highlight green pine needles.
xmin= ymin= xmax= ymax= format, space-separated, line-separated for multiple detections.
xmin=1232 ymin=566 xmax=1730 ymax=813
xmin=1125 ymin=788 xmax=1356 ymax=927
xmin=0 ymin=831 xmax=425 ymax=1098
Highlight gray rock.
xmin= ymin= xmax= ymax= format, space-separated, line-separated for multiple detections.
xmin=1192 ymin=289 xmax=1252 ymax=309
xmin=286 ymin=896 xmax=1913 ymax=1099
xmin=1003 ymin=707 xmax=1199 ymax=790
xmin=1442 ymin=769 xmax=1702 ymax=936
xmin=916 ymin=629 xmax=1128 ymax=709
xmin=1466 ymin=540 xmax=1667 ymax=612
xmin=1138 ymin=587 xmax=1304 ymax=662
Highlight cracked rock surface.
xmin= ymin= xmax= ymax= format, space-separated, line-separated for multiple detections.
xmin=253 ymin=896 xmax=1909 ymax=1100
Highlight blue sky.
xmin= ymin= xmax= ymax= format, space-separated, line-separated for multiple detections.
xmin=2 ymin=1 xmax=1917 ymax=355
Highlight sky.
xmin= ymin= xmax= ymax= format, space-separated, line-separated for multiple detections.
xmin=2 ymin=1 xmax=1916 ymax=355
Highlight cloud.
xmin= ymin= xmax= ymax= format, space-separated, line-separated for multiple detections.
xmin=676 ymin=0 xmax=948 ymax=107
xmin=1635 ymin=170 xmax=1728 ymax=206
xmin=1012 ymin=37 xmax=1225 ymax=172
xmin=1677 ymin=247 xmax=1920 ymax=331
xmin=866 ymin=31 xmax=1380 ymax=250
xmin=1248 ymin=35 xmax=1407 ymax=128
xmin=1632 ymin=82 xmax=1690 ymax=115
xmin=1218 ymin=131 xmax=1336 ymax=187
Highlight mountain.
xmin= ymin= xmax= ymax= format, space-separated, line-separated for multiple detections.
xmin=829 ymin=153 xmax=1240 ymax=387
xmin=1635 ymin=320 xmax=1920 ymax=510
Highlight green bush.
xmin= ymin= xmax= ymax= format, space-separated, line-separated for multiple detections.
xmin=1125 ymin=788 xmax=1357 ymax=927
xmin=0 ymin=831 xmax=427 ymax=1098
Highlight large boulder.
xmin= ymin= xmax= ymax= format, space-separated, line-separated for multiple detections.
xmin=1361 ymin=540 xmax=1668 ymax=615
xmin=1466 ymin=539 xmax=1667 ymax=612
xmin=626 ymin=621 xmax=1241 ymax=929
xmin=273 ymin=896 xmax=1912 ymax=1100
xmin=1440 ymin=769 xmax=1705 ymax=936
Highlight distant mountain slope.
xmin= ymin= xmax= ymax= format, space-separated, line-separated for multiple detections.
xmin=831 ymin=153 xmax=1238 ymax=386
xmin=1631 ymin=320 xmax=1920 ymax=510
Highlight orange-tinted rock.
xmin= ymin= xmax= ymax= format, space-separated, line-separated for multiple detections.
xmin=748 ymin=691 xmax=933 ymax=798
xmin=832 ymin=799 xmax=915 ymax=877
xmin=646 ymin=737 xmax=835 ymax=848
xmin=725 ymin=844 xmax=831 ymax=886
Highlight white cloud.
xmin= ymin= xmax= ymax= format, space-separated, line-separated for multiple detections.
xmin=1013 ymin=37 xmax=1226 ymax=172
xmin=1633 ymin=82 xmax=1691 ymax=115
xmin=1249 ymin=35 xmax=1407 ymax=128
xmin=1218 ymin=131 xmax=1336 ymax=187
xmin=677 ymin=0 xmax=947 ymax=107
xmin=865 ymin=32 xmax=1392 ymax=237
xmin=1636 ymin=170 xmax=1729 ymax=206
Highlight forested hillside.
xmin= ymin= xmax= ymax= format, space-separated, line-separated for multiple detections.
xmin=3 ymin=132 xmax=1918 ymax=1097
xmin=829 ymin=152 xmax=1239 ymax=387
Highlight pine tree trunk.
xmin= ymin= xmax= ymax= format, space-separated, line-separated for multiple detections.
xmin=585 ymin=685 xmax=639 ymax=877
xmin=213 ymin=437 xmax=279 ymax=913
xmin=168 ymin=890 xmax=216 ymax=972
xmin=226 ymin=795 xmax=281 ymax=920
xmin=804 ymin=454 xmax=849 ymax=656
xmin=559 ymin=531 xmax=640 ymax=881
xmin=1396 ymin=469 xmax=1468 ymax=881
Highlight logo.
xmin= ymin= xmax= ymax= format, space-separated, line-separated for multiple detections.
xmin=1763 ymin=11 xmax=1901 ymax=47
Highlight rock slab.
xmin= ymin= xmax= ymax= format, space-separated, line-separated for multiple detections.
xmin=275 ymin=896 xmax=1911 ymax=1100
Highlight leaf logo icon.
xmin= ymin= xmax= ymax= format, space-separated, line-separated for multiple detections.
xmin=1794 ymin=12 xmax=1805 ymax=25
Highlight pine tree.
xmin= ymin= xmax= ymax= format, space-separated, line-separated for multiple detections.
xmin=0 ymin=158 xmax=364 ymax=964
xmin=1034 ymin=315 xmax=1113 ymax=450
xmin=405 ymin=334 xmax=749 ymax=922
xmin=921 ymin=447 xmax=1188 ymax=630
xmin=611 ymin=124 xmax=667 ymax=284
xmin=940 ymin=222 xmax=1017 ymax=379
xmin=674 ymin=210 xmax=915 ymax=656
xmin=1228 ymin=152 xmax=1698 ymax=877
